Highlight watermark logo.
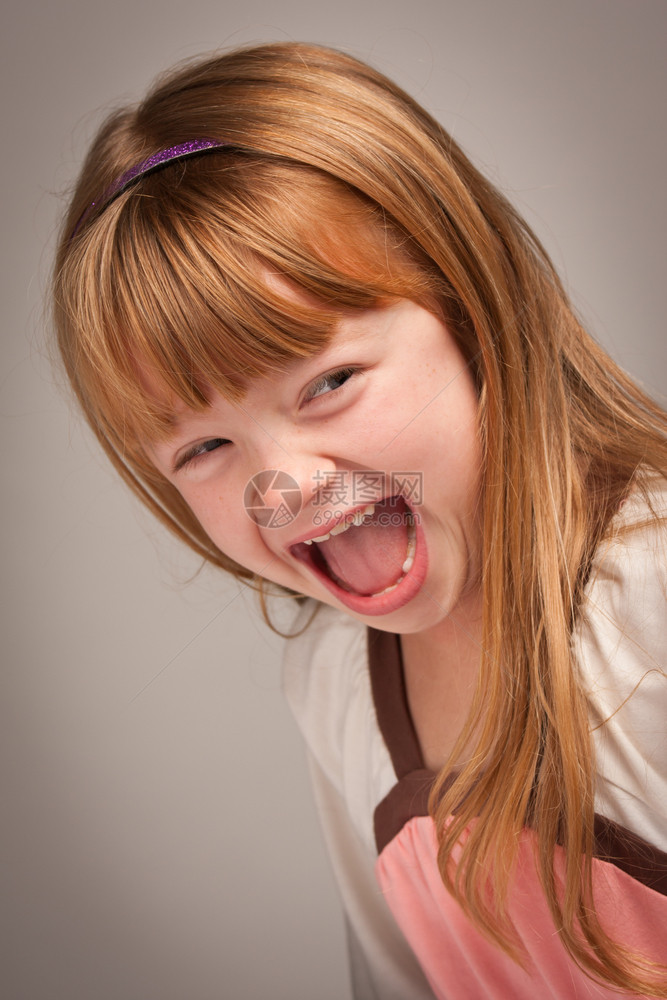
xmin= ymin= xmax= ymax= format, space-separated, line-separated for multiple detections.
xmin=243 ymin=470 xmax=423 ymax=528
xmin=243 ymin=470 xmax=302 ymax=528
xmin=311 ymin=471 xmax=423 ymax=506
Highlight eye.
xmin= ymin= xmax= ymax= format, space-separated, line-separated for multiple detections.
xmin=303 ymin=366 xmax=359 ymax=403
xmin=174 ymin=437 xmax=230 ymax=472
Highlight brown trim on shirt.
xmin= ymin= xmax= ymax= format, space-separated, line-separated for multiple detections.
xmin=367 ymin=627 xmax=667 ymax=895
xmin=367 ymin=627 xmax=422 ymax=779
xmin=374 ymin=769 xmax=435 ymax=855
xmin=593 ymin=814 xmax=667 ymax=895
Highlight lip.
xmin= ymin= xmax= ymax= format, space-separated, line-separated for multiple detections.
xmin=289 ymin=496 xmax=429 ymax=617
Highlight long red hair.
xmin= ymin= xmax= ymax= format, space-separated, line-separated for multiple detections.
xmin=53 ymin=42 xmax=667 ymax=993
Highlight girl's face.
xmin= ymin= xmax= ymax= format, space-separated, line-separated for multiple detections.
xmin=150 ymin=299 xmax=483 ymax=636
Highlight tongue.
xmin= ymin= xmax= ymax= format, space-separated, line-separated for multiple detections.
xmin=316 ymin=498 xmax=409 ymax=596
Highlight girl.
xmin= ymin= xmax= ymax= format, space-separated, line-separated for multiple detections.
xmin=53 ymin=42 xmax=667 ymax=999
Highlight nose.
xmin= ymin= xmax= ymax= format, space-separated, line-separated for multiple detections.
xmin=241 ymin=433 xmax=338 ymax=530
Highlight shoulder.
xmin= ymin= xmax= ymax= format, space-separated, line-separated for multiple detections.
xmin=281 ymin=600 xmax=371 ymax=776
xmin=582 ymin=477 xmax=666 ymax=662
xmin=281 ymin=599 xmax=368 ymax=714
xmin=575 ymin=477 xmax=667 ymax=848
xmin=281 ymin=601 xmax=397 ymax=848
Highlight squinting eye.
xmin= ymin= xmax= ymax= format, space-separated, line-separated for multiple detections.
xmin=305 ymin=367 xmax=358 ymax=402
xmin=174 ymin=437 xmax=230 ymax=472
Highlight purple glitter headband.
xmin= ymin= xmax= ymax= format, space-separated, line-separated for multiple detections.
xmin=71 ymin=138 xmax=228 ymax=237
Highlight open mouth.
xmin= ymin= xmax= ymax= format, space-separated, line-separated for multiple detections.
xmin=290 ymin=495 xmax=427 ymax=616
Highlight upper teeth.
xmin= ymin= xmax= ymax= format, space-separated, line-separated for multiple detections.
xmin=303 ymin=504 xmax=376 ymax=545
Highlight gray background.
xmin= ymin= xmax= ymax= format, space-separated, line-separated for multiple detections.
xmin=3 ymin=1 xmax=665 ymax=998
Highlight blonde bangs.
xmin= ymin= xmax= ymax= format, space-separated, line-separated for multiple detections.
xmin=60 ymin=155 xmax=438 ymax=463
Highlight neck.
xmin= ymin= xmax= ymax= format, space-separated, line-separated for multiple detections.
xmin=400 ymin=593 xmax=483 ymax=773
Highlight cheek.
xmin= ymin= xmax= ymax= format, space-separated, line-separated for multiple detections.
xmin=350 ymin=390 xmax=422 ymax=462
xmin=201 ymin=512 xmax=266 ymax=573
xmin=412 ymin=384 xmax=481 ymax=493
xmin=183 ymin=484 xmax=255 ymax=559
